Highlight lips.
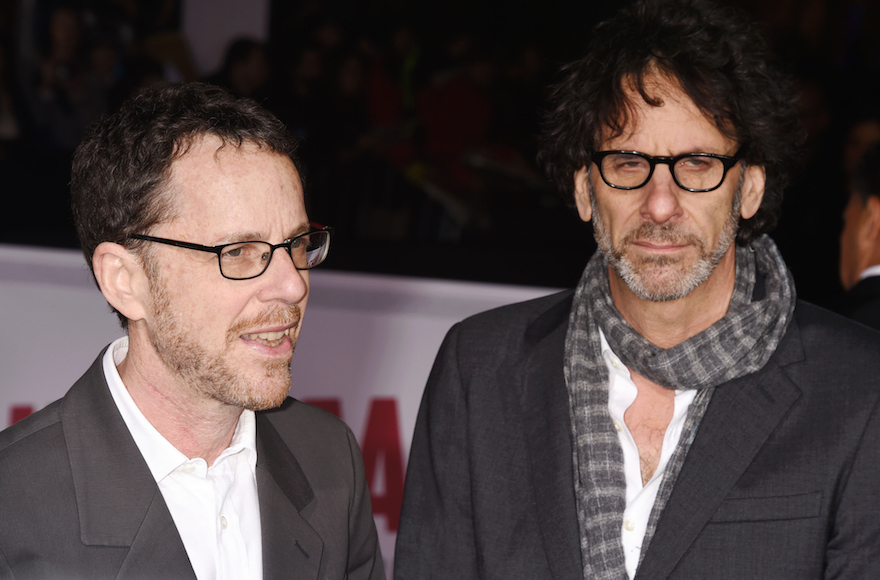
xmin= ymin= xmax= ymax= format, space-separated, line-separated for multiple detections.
xmin=229 ymin=304 xmax=303 ymax=347
xmin=634 ymin=240 xmax=688 ymax=250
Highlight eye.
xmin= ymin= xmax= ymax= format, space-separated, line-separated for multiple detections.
xmin=221 ymin=242 xmax=264 ymax=261
xmin=611 ymin=154 xmax=648 ymax=171
xmin=678 ymin=156 xmax=713 ymax=171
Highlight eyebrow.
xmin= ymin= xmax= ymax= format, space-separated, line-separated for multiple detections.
xmin=217 ymin=223 xmax=311 ymax=245
xmin=291 ymin=222 xmax=312 ymax=236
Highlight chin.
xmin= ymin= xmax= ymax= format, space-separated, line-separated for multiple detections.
xmin=207 ymin=358 xmax=293 ymax=411
xmin=248 ymin=364 xmax=294 ymax=410
xmin=616 ymin=258 xmax=713 ymax=302
xmin=242 ymin=391 xmax=290 ymax=411
xmin=233 ymin=378 xmax=292 ymax=411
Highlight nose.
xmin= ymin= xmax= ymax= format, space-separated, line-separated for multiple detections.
xmin=640 ymin=164 xmax=683 ymax=224
xmin=258 ymin=245 xmax=309 ymax=304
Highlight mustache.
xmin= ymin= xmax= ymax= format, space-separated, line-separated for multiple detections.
xmin=620 ymin=222 xmax=704 ymax=249
xmin=227 ymin=304 xmax=302 ymax=341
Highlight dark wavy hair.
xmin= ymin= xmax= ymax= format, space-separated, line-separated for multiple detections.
xmin=71 ymin=81 xmax=301 ymax=325
xmin=538 ymin=0 xmax=803 ymax=244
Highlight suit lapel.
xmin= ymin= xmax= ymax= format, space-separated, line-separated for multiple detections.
xmin=635 ymin=321 xmax=806 ymax=580
xmin=62 ymin=352 xmax=195 ymax=578
xmin=255 ymin=413 xmax=324 ymax=580
xmin=115 ymin=496 xmax=197 ymax=579
xmin=514 ymin=294 xmax=584 ymax=580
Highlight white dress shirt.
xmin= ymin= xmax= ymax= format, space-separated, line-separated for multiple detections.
xmin=599 ymin=329 xmax=696 ymax=580
xmin=103 ymin=337 xmax=263 ymax=580
xmin=859 ymin=264 xmax=880 ymax=281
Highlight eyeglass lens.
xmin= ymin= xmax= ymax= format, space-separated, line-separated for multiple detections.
xmin=219 ymin=230 xmax=330 ymax=279
xmin=600 ymin=153 xmax=728 ymax=190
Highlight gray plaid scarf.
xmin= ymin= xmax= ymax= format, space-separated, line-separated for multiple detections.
xmin=563 ymin=234 xmax=795 ymax=580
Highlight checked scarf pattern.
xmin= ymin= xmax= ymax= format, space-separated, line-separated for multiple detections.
xmin=562 ymin=235 xmax=796 ymax=580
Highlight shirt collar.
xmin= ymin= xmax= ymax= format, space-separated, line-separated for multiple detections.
xmin=598 ymin=327 xmax=631 ymax=379
xmin=859 ymin=264 xmax=880 ymax=281
xmin=102 ymin=336 xmax=257 ymax=482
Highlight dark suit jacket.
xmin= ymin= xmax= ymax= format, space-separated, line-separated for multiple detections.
xmin=0 ymin=351 xmax=385 ymax=580
xmin=834 ymin=275 xmax=880 ymax=331
xmin=395 ymin=291 xmax=880 ymax=579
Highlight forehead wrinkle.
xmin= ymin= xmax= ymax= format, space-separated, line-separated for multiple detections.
xmin=605 ymin=107 xmax=732 ymax=156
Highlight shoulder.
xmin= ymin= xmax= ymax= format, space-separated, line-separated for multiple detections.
xmin=0 ymin=398 xmax=64 ymax=458
xmin=0 ymin=398 xmax=75 ymax=546
xmin=839 ymin=278 xmax=880 ymax=330
xmin=261 ymin=397 xmax=354 ymax=446
xmin=0 ymin=350 xmax=111 ymax=462
xmin=424 ymin=289 xmax=572 ymax=393
xmin=780 ymin=301 xmax=880 ymax=400
xmin=259 ymin=398 xmax=362 ymax=474
xmin=449 ymin=288 xmax=573 ymax=352
xmin=792 ymin=300 xmax=880 ymax=357
xmin=460 ymin=288 xmax=573 ymax=331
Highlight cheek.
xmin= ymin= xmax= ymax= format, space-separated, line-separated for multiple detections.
xmin=168 ymin=275 xmax=243 ymax=332
xmin=594 ymin=196 xmax=641 ymax=237
xmin=691 ymin=197 xmax=736 ymax=236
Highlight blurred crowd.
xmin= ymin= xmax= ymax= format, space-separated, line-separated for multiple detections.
xmin=2 ymin=0 xmax=880 ymax=301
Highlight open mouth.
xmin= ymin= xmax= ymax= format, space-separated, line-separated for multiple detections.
xmin=241 ymin=326 xmax=294 ymax=347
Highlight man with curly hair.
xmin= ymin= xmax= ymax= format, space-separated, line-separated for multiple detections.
xmin=395 ymin=1 xmax=880 ymax=579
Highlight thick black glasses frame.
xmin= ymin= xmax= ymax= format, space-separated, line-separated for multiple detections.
xmin=591 ymin=148 xmax=744 ymax=192
xmin=129 ymin=226 xmax=332 ymax=280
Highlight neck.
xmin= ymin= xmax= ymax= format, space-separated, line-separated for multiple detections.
xmin=117 ymin=334 xmax=242 ymax=466
xmin=609 ymin=246 xmax=737 ymax=349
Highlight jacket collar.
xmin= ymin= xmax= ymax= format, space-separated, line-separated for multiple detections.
xmin=62 ymin=350 xmax=324 ymax=579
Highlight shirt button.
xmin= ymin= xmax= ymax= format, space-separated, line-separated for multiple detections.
xmin=624 ymin=519 xmax=635 ymax=532
xmin=220 ymin=516 xmax=228 ymax=530
xmin=611 ymin=359 xmax=621 ymax=370
xmin=613 ymin=421 xmax=623 ymax=432
xmin=181 ymin=464 xmax=195 ymax=474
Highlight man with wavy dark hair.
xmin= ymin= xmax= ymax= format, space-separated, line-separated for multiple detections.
xmin=0 ymin=82 xmax=385 ymax=579
xmin=395 ymin=1 xmax=880 ymax=579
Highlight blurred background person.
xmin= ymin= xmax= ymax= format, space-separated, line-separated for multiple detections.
xmin=207 ymin=37 xmax=271 ymax=101
xmin=835 ymin=141 xmax=880 ymax=330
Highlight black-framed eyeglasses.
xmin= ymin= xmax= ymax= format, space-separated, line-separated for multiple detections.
xmin=591 ymin=148 xmax=744 ymax=192
xmin=129 ymin=225 xmax=332 ymax=280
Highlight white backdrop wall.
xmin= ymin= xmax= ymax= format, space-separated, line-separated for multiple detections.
xmin=0 ymin=244 xmax=557 ymax=572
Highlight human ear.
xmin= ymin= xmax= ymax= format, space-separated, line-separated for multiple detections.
xmin=92 ymin=242 xmax=148 ymax=323
xmin=573 ymin=165 xmax=593 ymax=222
xmin=739 ymin=164 xmax=766 ymax=220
